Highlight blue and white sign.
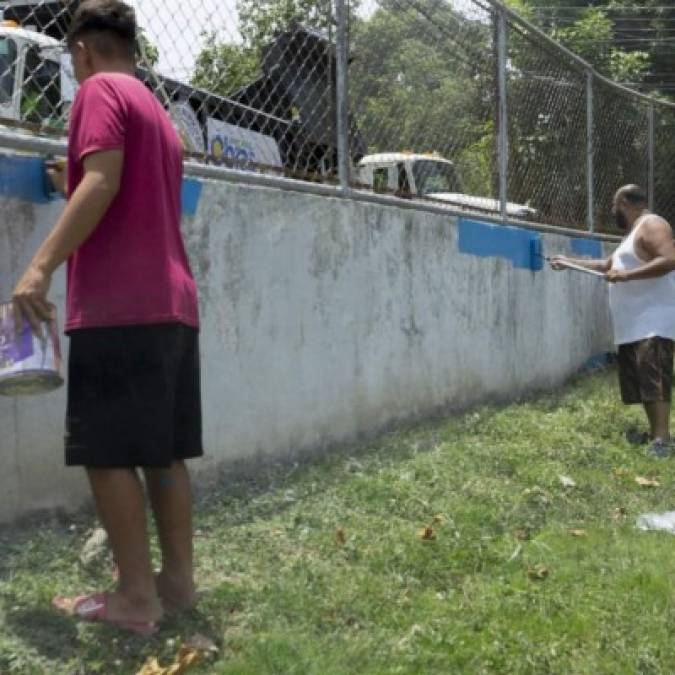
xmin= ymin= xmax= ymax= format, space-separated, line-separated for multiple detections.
xmin=207 ymin=118 xmax=282 ymax=170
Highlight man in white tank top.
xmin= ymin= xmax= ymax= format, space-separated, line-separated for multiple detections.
xmin=551 ymin=185 xmax=675 ymax=458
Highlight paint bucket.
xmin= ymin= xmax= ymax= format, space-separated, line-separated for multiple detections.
xmin=0 ymin=301 xmax=64 ymax=396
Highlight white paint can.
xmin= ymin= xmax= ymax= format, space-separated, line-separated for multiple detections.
xmin=0 ymin=301 xmax=64 ymax=396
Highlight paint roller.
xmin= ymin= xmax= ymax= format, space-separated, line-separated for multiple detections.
xmin=532 ymin=248 xmax=606 ymax=278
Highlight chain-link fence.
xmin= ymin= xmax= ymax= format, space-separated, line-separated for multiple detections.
xmin=1 ymin=0 xmax=675 ymax=231
xmin=654 ymin=106 xmax=675 ymax=228
xmin=505 ymin=21 xmax=587 ymax=229
xmin=348 ymin=0 xmax=499 ymax=212
xmin=0 ymin=0 xmax=341 ymax=178
xmin=592 ymin=81 xmax=650 ymax=232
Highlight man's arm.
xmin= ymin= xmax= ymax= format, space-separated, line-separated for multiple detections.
xmin=609 ymin=216 xmax=675 ymax=282
xmin=12 ymin=149 xmax=124 ymax=331
xmin=550 ymin=255 xmax=612 ymax=273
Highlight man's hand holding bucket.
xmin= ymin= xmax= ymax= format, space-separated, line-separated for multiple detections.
xmin=12 ymin=263 xmax=53 ymax=336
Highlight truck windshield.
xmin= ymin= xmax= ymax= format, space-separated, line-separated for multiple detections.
xmin=412 ymin=160 xmax=462 ymax=195
xmin=22 ymin=47 xmax=62 ymax=124
xmin=0 ymin=37 xmax=17 ymax=105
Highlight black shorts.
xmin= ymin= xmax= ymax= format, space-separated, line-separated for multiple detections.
xmin=65 ymin=323 xmax=203 ymax=468
xmin=617 ymin=337 xmax=674 ymax=405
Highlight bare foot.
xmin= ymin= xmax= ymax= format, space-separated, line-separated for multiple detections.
xmin=154 ymin=571 xmax=198 ymax=612
xmin=55 ymin=589 xmax=163 ymax=627
xmin=105 ymin=589 xmax=164 ymax=625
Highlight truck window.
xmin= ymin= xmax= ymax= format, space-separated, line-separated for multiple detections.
xmin=0 ymin=37 xmax=17 ymax=105
xmin=373 ymin=166 xmax=390 ymax=193
xmin=396 ymin=162 xmax=411 ymax=197
xmin=412 ymin=160 xmax=462 ymax=196
xmin=21 ymin=47 xmax=61 ymax=124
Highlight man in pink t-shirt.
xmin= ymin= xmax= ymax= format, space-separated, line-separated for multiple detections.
xmin=13 ymin=0 xmax=201 ymax=634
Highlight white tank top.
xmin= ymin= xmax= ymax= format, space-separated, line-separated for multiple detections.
xmin=608 ymin=215 xmax=675 ymax=345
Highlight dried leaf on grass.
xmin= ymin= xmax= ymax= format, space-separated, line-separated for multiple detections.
xmin=136 ymin=647 xmax=199 ymax=675
xmin=136 ymin=637 xmax=218 ymax=675
xmin=527 ymin=565 xmax=550 ymax=581
xmin=136 ymin=658 xmax=163 ymax=675
xmin=335 ymin=527 xmax=347 ymax=547
xmin=417 ymin=526 xmax=436 ymax=541
xmin=567 ymin=529 xmax=587 ymax=538
xmin=635 ymin=476 xmax=661 ymax=488
xmin=612 ymin=507 xmax=627 ymax=523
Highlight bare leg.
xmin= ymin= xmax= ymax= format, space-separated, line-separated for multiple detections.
xmin=143 ymin=461 xmax=197 ymax=611
xmin=86 ymin=468 xmax=163 ymax=623
xmin=643 ymin=401 xmax=671 ymax=441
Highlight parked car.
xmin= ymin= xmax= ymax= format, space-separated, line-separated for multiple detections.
xmin=356 ymin=152 xmax=537 ymax=220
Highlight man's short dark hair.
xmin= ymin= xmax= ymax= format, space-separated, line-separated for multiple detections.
xmin=67 ymin=0 xmax=137 ymax=60
xmin=616 ymin=184 xmax=648 ymax=206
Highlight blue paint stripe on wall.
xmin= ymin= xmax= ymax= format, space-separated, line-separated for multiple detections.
xmin=571 ymin=238 xmax=603 ymax=258
xmin=181 ymin=178 xmax=203 ymax=216
xmin=458 ymin=218 xmax=543 ymax=270
xmin=0 ymin=155 xmax=52 ymax=204
xmin=0 ymin=153 xmax=204 ymax=215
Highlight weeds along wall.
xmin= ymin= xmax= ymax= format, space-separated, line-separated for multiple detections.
xmin=0 ymin=152 xmax=615 ymax=523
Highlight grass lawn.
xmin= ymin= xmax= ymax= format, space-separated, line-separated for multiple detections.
xmin=3 ymin=368 xmax=675 ymax=674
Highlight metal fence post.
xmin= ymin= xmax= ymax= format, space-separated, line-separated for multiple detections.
xmin=335 ymin=0 xmax=350 ymax=195
xmin=648 ymin=104 xmax=655 ymax=211
xmin=497 ymin=8 xmax=508 ymax=221
xmin=586 ymin=70 xmax=594 ymax=233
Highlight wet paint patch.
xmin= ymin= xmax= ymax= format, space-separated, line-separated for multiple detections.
xmin=0 ymin=154 xmax=54 ymax=204
xmin=458 ymin=218 xmax=543 ymax=271
xmin=571 ymin=238 xmax=603 ymax=258
xmin=0 ymin=153 xmax=204 ymax=216
xmin=181 ymin=178 xmax=203 ymax=216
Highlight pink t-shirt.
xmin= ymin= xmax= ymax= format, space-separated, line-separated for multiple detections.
xmin=65 ymin=72 xmax=199 ymax=331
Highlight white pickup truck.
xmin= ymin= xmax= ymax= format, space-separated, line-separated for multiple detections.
xmin=0 ymin=22 xmax=76 ymax=129
xmin=355 ymin=152 xmax=536 ymax=220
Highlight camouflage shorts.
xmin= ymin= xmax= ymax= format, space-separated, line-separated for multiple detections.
xmin=617 ymin=337 xmax=674 ymax=405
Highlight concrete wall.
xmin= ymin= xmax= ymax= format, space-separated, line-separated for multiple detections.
xmin=0 ymin=162 xmax=614 ymax=523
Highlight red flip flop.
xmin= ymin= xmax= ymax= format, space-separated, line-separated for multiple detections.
xmin=52 ymin=592 xmax=158 ymax=636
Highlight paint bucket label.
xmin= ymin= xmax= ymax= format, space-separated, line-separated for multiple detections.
xmin=0 ymin=302 xmax=64 ymax=396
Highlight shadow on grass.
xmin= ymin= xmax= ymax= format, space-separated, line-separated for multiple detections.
xmin=0 ymin=370 xmax=614 ymax=550
xmin=5 ymin=608 xmax=80 ymax=662
xmin=106 ymin=369 xmax=617 ymax=535
xmin=4 ymin=601 xmax=221 ymax=671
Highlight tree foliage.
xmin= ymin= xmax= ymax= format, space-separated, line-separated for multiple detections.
xmin=513 ymin=0 xmax=675 ymax=95
xmin=191 ymin=0 xmax=337 ymax=95
xmin=237 ymin=0 xmax=334 ymax=50
xmin=192 ymin=34 xmax=259 ymax=96
xmin=188 ymin=0 xmax=675 ymax=227
xmin=550 ymin=8 xmax=649 ymax=84
xmin=349 ymin=0 xmax=496 ymax=195
xmin=136 ymin=28 xmax=159 ymax=68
